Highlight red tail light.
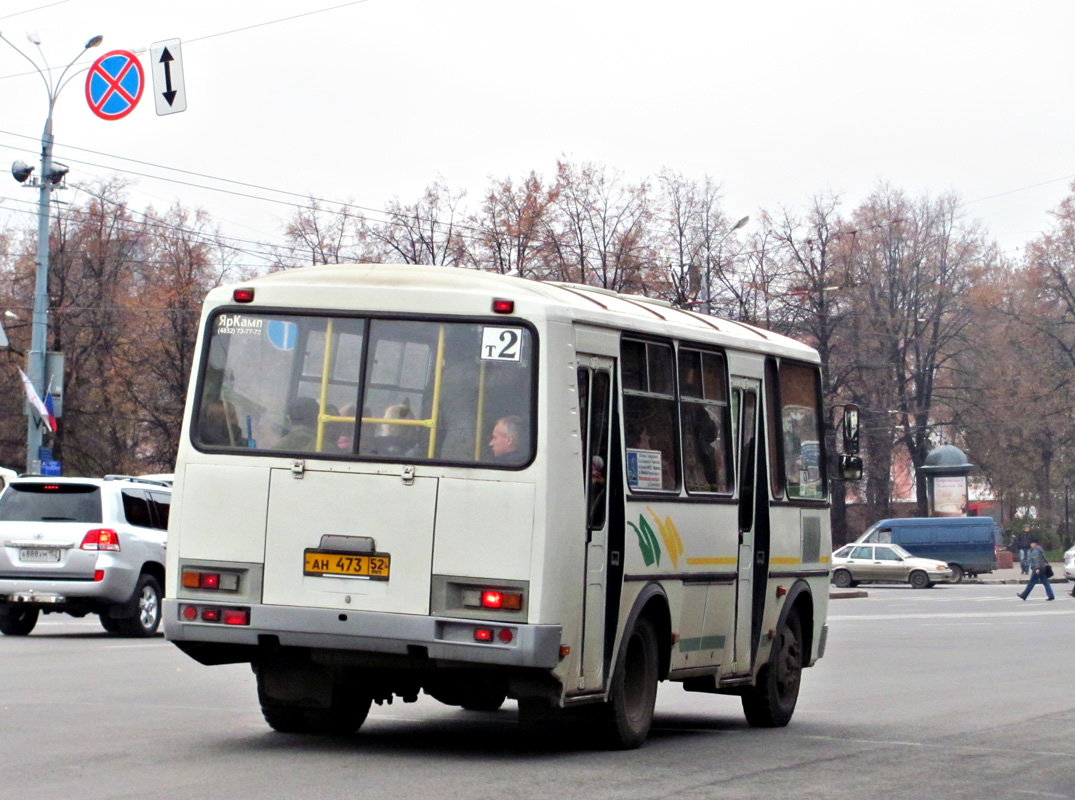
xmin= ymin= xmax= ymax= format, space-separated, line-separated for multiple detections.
xmin=81 ymin=529 xmax=120 ymax=551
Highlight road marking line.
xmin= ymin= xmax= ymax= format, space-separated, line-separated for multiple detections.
xmin=830 ymin=610 xmax=1075 ymax=621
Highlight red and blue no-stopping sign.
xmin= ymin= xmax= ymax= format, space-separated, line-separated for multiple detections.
xmin=85 ymin=50 xmax=144 ymax=120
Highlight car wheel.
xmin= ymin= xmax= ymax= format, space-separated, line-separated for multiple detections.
xmin=948 ymin=564 xmax=964 ymax=583
xmin=742 ymin=610 xmax=802 ymax=728
xmin=832 ymin=569 xmax=853 ymax=589
xmin=596 ymin=615 xmax=659 ymax=749
xmin=99 ymin=613 xmax=120 ymax=633
xmin=908 ymin=570 xmax=930 ymax=590
xmin=0 ymin=605 xmax=39 ymax=636
xmin=115 ymin=575 xmax=162 ymax=637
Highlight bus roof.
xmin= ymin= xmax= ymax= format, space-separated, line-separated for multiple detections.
xmin=207 ymin=263 xmax=819 ymax=362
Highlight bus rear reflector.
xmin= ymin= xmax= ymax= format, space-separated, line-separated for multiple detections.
xmin=179 ymin=603 xmax=250 ymax=625
xmin=474 ymin=628 xmax=493 ymax=642
xmin=491 ymin=298 xmax=514 ymax=314
xmin=181 ymin=570 xmax=240 ymax=591
xmin=480 ymin=589 xmax=523 ymax=610
xmin=233 ymin=288 xmax=255 ymax=303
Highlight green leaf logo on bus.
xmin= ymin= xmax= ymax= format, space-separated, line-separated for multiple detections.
xmin=628 ymin=508 xmax=684 ymax=568
xmin=628 ymin=515 xmax=661 ymax=566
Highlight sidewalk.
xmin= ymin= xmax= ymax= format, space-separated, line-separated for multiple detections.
xmin=975 ymin=563 xmax=1070 ymax=585
xmin=830 ymin=563 xmax=1071 ymax=599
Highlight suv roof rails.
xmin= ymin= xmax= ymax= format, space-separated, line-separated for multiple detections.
xmin=103 ymin=474 xmax=172 ymax=488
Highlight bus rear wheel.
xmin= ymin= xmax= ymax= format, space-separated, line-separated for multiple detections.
xmin=948 ymin=564 xmax=964 ymax=583
xmin=597 ymin=615 xmax=659 ymax=750
xmin=742 ymin=611 xmax=802 ymax=728
xmin=261 ymin=688 xmax=372 ymax=736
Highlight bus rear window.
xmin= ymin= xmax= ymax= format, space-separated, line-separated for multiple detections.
xmin=193 ymin=313 xmax=535 ymax=466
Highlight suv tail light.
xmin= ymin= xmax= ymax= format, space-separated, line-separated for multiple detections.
xmin=81 ymin=529 xmax=121 ymax=551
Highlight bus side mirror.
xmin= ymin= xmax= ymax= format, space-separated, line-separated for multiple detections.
xmin=841 ymin=404 xmax=860 ymax=455
xmin=839 ymin=455 xmax=863 ymax=481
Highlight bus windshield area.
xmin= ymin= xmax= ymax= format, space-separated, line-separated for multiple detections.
xmin=193 ymin=313 xmax=535 ymax=466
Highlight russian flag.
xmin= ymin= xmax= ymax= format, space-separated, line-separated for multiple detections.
xmin=17 ymin=368 xmax=57 ymax=433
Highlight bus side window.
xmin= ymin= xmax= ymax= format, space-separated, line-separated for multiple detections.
xmin=776 ymin=361 xmax=825 ymax=500
xmin=622 ymin=339 xmax=679 ymax=492
xmin=678 ymin=348 xmax=732 ymax=494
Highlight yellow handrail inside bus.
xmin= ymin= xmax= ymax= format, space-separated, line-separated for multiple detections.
xmin=473 ymin=359 xmax=487 ymax=461
xmin=427 ymin=324 xmax=446 ymax=458
xmin=315 ymin=319 xmax=335 ymax=451
xmin=312 ymin=323 xmax=453 ymax=458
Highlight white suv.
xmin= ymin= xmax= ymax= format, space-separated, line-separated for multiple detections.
xmin=0 ymin=475 xmax=170 ymax=636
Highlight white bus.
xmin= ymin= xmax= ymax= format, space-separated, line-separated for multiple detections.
xmin=164 ymin=263 xmax=854 ymax=749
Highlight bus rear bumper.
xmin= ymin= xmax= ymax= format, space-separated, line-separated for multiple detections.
xmin=163 ymin=599 xmax=562 ymax=669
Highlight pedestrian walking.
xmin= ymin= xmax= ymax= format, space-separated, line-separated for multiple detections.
xmin=1016 ymin=525 xmax=1033 ymax=574
xmin=1017 ymin=539 xmax=1055 ymax=601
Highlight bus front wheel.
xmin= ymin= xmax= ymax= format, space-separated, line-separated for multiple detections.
xmin=742 ymin=610 xmax=802 ymax=728
xmin=598 ymin=615 xmax=659 ymax=750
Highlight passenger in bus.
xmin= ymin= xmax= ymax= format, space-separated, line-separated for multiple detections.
xmin=328 ymin=404 xmax=357 ymax=452
xmin=372 ymin=400 xmax=420 ymax=456
xmin=275 ymin=396 xmax=319 ymax=451
xmin=489 ymin=415 xmax=528 ymax=464
xmin=199 ymin=399 xmax=246 ymax=447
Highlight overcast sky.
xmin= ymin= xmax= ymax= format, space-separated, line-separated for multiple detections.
xmin=2 ymin=0 xmax=1074 ymax=269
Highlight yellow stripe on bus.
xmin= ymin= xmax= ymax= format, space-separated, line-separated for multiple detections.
xmin=685 ymin=557 xmax=738 ymax=566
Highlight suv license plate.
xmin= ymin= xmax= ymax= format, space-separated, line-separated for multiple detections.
xmin=303 ymin=550 xmax=390 ymax=581
xmin=19 ymin=548 xmax=61 ymax=563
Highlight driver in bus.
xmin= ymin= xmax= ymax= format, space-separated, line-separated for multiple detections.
xmin=489 ymin=415 xmax=527 ymax=464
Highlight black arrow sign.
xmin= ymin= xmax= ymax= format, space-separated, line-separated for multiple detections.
xmin=159 ymin=47 xmax=177 ymax=107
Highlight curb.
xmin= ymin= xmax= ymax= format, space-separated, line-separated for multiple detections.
xmin=829 ymin=590 xmax=869 ymax=599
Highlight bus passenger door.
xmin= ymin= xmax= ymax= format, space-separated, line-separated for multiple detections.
xmin=576 ymin=357 xmax=614 ymax=692
xmin=732 ymin=380 xmax=761 ymax=673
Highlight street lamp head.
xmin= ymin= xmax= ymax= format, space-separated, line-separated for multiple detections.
xmin=85 ymin=35 xmax=103 ymax=49
xmin=732 ymin=215 xmax=750 ymax=232
xmin=26 ymin=30 xmax=41 ymax=46
xmin=11 ymin=160 xmax=35 ymax=184
xmin=46 ymin=162 xmax=69 ymax=185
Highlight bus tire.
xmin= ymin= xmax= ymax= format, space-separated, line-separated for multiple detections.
xmin=459 ymin=688 xmax=508 ymax=712
xmin=0 ymin=605 xmax=39 ymax=636
xmin=742 ymin=610 xmax=802 ymax=728
xmin=948 ymin=564 xmax=964 ymax=583
xmin=261 ymin=704 xmax=309 ymax=733
xmin=304 ymin=686 xmax=372 ymax=736
xmin=832 ymin=569 xmax=853 ymax=589
xmin=598 ymin=615 xmax=659 ymax=750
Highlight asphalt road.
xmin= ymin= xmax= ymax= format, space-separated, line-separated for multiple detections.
xmin=2 ymin=584 xmax=1074 ymax=800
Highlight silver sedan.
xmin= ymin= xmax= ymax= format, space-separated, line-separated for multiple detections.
xmin=832 ymin=542 xmax=953 ymax=589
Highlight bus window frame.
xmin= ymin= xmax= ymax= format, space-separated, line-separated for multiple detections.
xmin=676 ymin=344 xmax=734 ymax=497
xmin=768 ymin=357 xmax=828 ymax=505
xmin=189 ymin=306 xmax=540 ymax=470
xmin=620 ymin=335 xmax=681 ymax=496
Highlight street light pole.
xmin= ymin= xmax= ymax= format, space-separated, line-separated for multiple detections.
xmin=1 ymin=31 xmax=102 ymax=472
xmin=703 ymin=214 xmax=750 ymax=315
